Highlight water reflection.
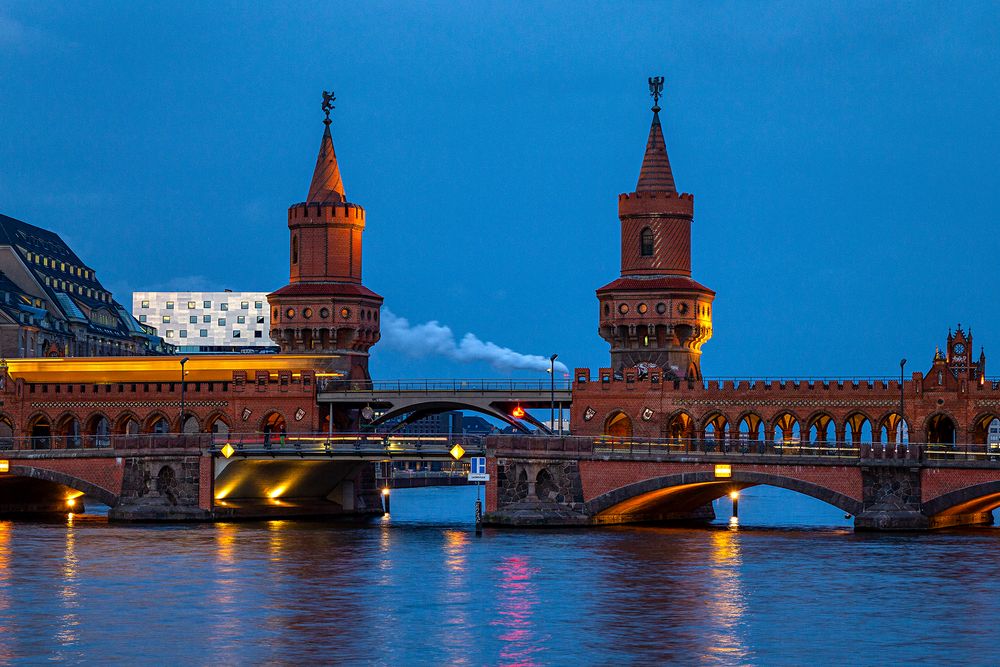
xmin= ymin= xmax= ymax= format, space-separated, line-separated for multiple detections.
xmin=56 ymin=513 xmax=80 ymax=655
xmin=439 ymin=530 xmax=472 ymax=666
xmin=493 ymin=555 xmax=544 ymax=667
xmin=0 ymin=487 xmax=997 ymax=663
xmin=703 ymin=529 xmax=748 ymax=663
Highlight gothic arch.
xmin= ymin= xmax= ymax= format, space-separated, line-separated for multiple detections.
xmin=971 ymin=412 xmax=1000 ymax=445
xmin=805 ymin=411 xmax=836 ymax=444
xmin=925 ymin=412 xmax=959 ymax=445
xmin=143 ymin=411 xmax=172 ymax=434
xmin=204 ymin=411 xmax=232 ymax=436
xmin=113 ymin=411 xmax=142 ymax=436
xmin=664 ymin=410 xmax=695 ymax=441
xmin=604 ymin=410 xmax=633 ymax=439
xmin=85 ymin=412 xmax=112 ymax=448
xmin=257 ymin=410 xmax=287 ymax=433
xmin=771 ymin=411 xmax=802 ymax=443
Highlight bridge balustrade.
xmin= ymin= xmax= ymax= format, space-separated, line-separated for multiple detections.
xmin=487 ymin=434 xmax=1000 ymax=464
xmin=317 ymin=378 xmax=573 ymax=393
xmin=209 ymin=432 xmax=487 ymax=457
xmin=0 ymin=433 xmax=213 ymax=452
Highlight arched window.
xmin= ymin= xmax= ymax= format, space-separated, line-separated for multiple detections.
xmin=640 ymin=227 xmax=654 ymax=257
xmin=291 ymin=235 xmax=298 ymax=264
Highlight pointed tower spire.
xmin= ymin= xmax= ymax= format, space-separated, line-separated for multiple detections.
xmin=306 ymin=91 xmax=346 ymax=204
xmin=636 ymin=76 xmax=677 ymax=193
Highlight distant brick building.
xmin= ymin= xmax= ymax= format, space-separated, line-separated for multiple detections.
xmin=268 ymin=102 xmax=382 ymax=379
xmin=0 ymin=213 xmax=167 ymax=358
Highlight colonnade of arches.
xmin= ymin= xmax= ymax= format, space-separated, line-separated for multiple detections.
xmin=603 ymin=408 xmax=1000 ymax=448
xmin=0 ymin=410 xmax=289 ymax=450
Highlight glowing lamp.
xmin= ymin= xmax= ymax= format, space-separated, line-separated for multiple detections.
xmin=220 ymin=443 xmax=235 ymax=459
xmin=714 ymin=464 xmax=732 ymax=479
xmin=729 ymin=491 xmax=740 ymax=500
xmin=381 ymin=488 xmax=390 ymax=496
xmin=0 ymin=461 xmax=8 ymax=473
xmin=512 ymin=406 xmax=526 ymax=418
xmin=66 ymin=498 xmax=76 ymax=508
xmin=449 ymin=444 xmax=466 ymax=460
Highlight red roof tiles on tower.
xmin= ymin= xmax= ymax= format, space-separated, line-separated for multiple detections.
xmin=635 ymin=111 xmax=676 ymax=194
xmin=306 ymin=124 xmax=346 ymax=204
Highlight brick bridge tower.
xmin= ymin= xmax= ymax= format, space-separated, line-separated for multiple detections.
xmin=269 ymin=92 xmax=383 ymax=380
xmin=597 ymin=77 xmax=714 ymax=379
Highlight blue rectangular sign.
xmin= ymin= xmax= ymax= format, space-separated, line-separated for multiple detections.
xmin=471 ymin=457 xmax=486 ymax=474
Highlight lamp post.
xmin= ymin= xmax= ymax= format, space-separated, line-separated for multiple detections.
xmin=179 ymin=356 xmax=190 ymax=433
xmin=549 ymin=354 xmax=558 ymax=435
xmin=899 ymin=357 xmax=907 ymax=452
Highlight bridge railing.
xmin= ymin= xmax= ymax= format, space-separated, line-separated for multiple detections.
xmin=317 ymin=378 xmax=573 ymax=393
xmin=210 ymin=432 xmax=486 ymax=457
xmin=488 ymin=434 xmax=1000 ymax=463
xmin=0 ymin=433 xmax=212 ymax=453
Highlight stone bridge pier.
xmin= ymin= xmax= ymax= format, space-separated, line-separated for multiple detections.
xmin=483 ymin=436 xmax=1000 ymax=531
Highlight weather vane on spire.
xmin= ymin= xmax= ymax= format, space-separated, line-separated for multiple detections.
xmin=321 ymin=90 xmax=336 ymax=125
xmin=648 ymin=76 xmax=664 ymax=112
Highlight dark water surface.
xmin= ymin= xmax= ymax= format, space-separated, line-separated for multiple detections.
xmin=2 ymin=487 xmax=999 ymax=665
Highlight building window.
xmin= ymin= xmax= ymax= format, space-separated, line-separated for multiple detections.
xmin=256 ymin=315 xmax=265 ymax=324
xmin=141 ymin=300 xmax=149 ymax=308
xmin=254 ymin=331 xmax=263 ymax=338
xmin=200 ymin=329 xmax=208 ymax=337
xmin=220 ymin=303 xmax=228 ymax=311
xmin=254 ymin=301 xmax=263 ymax=309
xmin=187 ymin=301 xmax=196 ymax=309
xmin=180 ymin=330 xmax=187 ymax=338
xmin=236 ymin=315 xmax=245 ymax=323
xmin=139 ymin=315 xmax=147 ymax=323
xmin=218 ymin=318 xmax=226 ymax=326
xmin=189 ymin=315 xmax=197 ymax=323
xmin=286 ymin=308 xmax=295 ymax=319
xmin=165 ymin=330 xmax=174 ymax=338
xmin=640 ymin=227 xmax=654 ymax=256
xmin=292 ymin=235 xmax=298 ymax=264
xmin=166 ymin=301 xmax=174 ymax=310
xmin=203 ymin=300 xmax=211 ymax=308
xmin=233 ymin=330 xmax=241 ymax=338
xmin=203 ymin=315 xmax=211 ymax=323
xmin=241 ymin=301 xmax=248 ymax=310
xmin=163 ymin=316 xmax=171 ymax=323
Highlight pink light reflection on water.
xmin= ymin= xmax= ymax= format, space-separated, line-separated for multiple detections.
xmin=491 ymin=555 xmax=548 ymax=667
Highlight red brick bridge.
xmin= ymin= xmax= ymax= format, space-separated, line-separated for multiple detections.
xmin=483 ymin=435 xmax=1000 ymax=530
xmin=0 ymin=432 xmax=486 ymax=521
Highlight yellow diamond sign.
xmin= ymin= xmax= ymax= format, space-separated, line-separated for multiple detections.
xmin=220 ymin=443 xmax=235 ymax=459
xmin=449 ymin=444 xmax=466 ymax=460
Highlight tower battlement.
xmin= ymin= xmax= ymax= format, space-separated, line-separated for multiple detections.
xmin=288 ymin=202 xmax=366 ymax=224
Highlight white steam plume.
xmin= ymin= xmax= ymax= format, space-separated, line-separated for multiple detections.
xmin=380 ymin=309 xmax=569 ymax=374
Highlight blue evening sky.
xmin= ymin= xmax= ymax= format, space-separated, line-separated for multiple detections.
xmin=1 ymin=2 xmax=998 ymax=380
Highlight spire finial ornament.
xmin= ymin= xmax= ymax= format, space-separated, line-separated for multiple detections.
xmin=321 ymin=90 xmax=336 ymax=127
xmin=648 ymin=76 xmax=664 ymax=113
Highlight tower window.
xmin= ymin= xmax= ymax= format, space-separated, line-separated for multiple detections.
xmin=292 ymin=235 xmax=299 ymax=264
xmin=640 ymin=228 xmax=654 ymax=256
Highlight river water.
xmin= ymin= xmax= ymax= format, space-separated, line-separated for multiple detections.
xmin=1 ymin=487 xmax=998 ymax=665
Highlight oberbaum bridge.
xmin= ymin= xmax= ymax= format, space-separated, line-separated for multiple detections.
xmin=1 ymin=80 xmax=999 ymax=531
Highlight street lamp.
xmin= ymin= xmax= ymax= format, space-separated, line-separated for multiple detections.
xmin=549 ymin=353 xmax=558 ymax=434
xmin=179 ymin=356 xmax=190 ymax=432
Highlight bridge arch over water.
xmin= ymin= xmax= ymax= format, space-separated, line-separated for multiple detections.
xmin=0 ymin=464 xmax=119 ymax=509
xmin=584 ymin=470 xmax=863 ymax=523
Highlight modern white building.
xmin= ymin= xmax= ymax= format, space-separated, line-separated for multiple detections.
xmin=131 ymin=291 xmax=277 ymax=353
